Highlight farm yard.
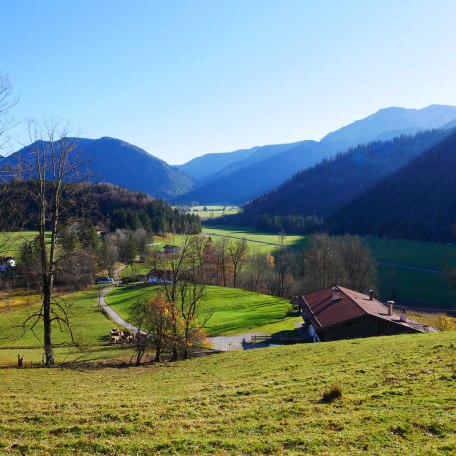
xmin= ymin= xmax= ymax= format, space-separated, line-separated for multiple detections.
xmin=0 ymin=229 xmax=455 ymax=454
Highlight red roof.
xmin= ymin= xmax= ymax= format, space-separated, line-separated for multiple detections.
xmin=300 ymin=286 xmax=437 ymax=333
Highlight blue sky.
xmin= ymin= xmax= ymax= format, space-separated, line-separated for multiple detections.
xmin=2 ymin=0 xmax=456 ymax=163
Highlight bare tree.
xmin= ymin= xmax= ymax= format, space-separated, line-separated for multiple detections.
xmin=0 ymin=71 xmax=18 ymax=150
xmin=337 ymin=235 xmax=377 ymax=292
xmin=0 ymin=72 xmax=20 ymax=251
xmin=160 ymin=235 xmax=208 ymax=360
xmin=213 ymin=238 xmax=230 ymax=287
xmin=243 ymin=250 xmax=269 ymax=292
xmin=228 ymin=239 xmax=249 ymax=288
xmin=302 ymin=233 xmax=345 ymax=292
xmin=15 ymin=120 xmax=91 ymax=366
xmin=301 ymin=233 xmax=376 ymax=294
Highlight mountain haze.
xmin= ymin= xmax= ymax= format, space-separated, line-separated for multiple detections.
xmin=178 ymin=104 xmax=456 ymax=204
xmin=177 ymin=147 xmax=257 ymax=184
xmin=320 ymin=104 xmax=456 ymax=153
xmin=178 ymin=140 xmax=326 ymax=204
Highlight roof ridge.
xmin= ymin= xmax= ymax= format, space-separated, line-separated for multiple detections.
xmin=337 ymin=285 xmax=388 ymax=317
xmin=336 ymin=285 xmax=369 ymax=315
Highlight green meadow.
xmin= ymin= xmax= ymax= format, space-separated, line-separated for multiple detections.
xmin=105 ymin=285 xmax=298 ymax=336
xmin=179 ymin=205 xmax=240 ymax=220
xmin=0 ymin=231 xmax=47 ymax=256
xmin=0 ymin=287 xmax=122 ymax=366
xmin=0 ymin=331 xmax=454 ymax=454
xmin=200 ymin=225 xmax=456 ymax=308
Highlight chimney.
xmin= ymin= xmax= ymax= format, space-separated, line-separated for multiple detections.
xmin=400 ymin=308 xmax=407 ymax=322
xmin=368 ymin=289 xmax=374 ymax=301
xmin=332 ymin=286 xmax=341 ymax=301
xmin=387 ymin=300 xmax=394 ymax=316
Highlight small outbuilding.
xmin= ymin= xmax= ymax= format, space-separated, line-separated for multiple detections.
xmin=298 ymin=285 xmax=437 ymax=342
xmin=163 ymin=245 xmax=180 ymax=255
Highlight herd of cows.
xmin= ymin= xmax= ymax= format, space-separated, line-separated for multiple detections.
xmin=109 ymin=328 xmax=148 ymax=344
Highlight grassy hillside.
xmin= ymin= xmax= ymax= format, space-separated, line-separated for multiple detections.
xmin=0 ymin=231 xmax=46 ymax=256
xmin=0 ymin=331 xmax=454 ymax=454
xmin=105 ymin=285 xmax=296 ymax=336
xmin=0 ymin=287 xmax=123 ymax=366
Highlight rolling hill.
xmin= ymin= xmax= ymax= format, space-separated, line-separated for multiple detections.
xmin=1 ymin=137 xmax=193 ymax=199
xmin=177 ymin=105 xmax=456 ymax=204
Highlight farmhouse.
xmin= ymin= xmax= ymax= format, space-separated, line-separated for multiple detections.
xmin=146 ymin=269 xmax=174 ymax=284
xmin=298 ymin=285 xmax=437 ymax=342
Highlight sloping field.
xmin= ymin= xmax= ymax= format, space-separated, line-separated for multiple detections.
xmin=105 ymin=285 xmax=297 ymax=336
xmin=0 ymin=331 xmax=454 ymax=454
xmin=0 ymin=287 xmax=122 ymax=366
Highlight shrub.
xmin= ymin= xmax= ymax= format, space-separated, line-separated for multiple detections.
xmin=320 ymin=383 xmax=342 ymax=403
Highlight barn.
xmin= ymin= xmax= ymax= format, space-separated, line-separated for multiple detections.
xmin=298 ymin=286 xmax=437 ymax=342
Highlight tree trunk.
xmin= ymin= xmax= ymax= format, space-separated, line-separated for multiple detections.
xmin=43 ymin=279 xmax=54 ymax=366
xmin=154 ymin=342 xmax=161 ymax=362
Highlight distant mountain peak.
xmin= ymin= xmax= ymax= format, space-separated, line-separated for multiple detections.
xmin=2 ymin=137 xmax=193 ymax=199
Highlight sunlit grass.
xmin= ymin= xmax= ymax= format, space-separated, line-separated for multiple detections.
xmin=0 ymin=331 xmax=454 ymax=454
xmin=105 ymin=285 xmax=293 ymax=336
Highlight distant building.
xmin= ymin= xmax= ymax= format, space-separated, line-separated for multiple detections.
xmin=146 ymin=269 xmax=174 ymax=284
xmin=163 ymin=245 xmax=180 ymax=255
xmin=0 ymin=256 xmax=16 ymax=273
xmin=298 ymin=285 xmax=437 ymax=342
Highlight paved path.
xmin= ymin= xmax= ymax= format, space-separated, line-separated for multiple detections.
xmin=99 ymin=286 xmax=143 ymax=333
xmin=208 ymin=333 xmax=268 ymax=351
xmin=98 ymin=265 xmax=146 ymax=334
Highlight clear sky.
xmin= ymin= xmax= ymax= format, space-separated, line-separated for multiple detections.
xmin=2 ymin=0 xmax=456 ymax=164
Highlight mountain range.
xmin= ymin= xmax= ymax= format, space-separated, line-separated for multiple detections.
xmin=243 ymin=130 xmax=449 ymax=219
xmin=239 ymin=127 xmax=456 ymax=242
xmin=176 ymin=104 xmax=456 ymax=204
xmin=3 ymin=104 xmax=456 ymax=210
xmin=327 ymin=129 xmax=456 ymax=242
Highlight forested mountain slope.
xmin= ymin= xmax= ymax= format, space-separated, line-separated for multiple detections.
xmin=243 ymin=130 xmax=449 ymax=220
xmin=328 ymin=129 xmax=456 ymax=241
xmin=178 ymin=105 xmax=456 ymax=204
xmin=1 ymin=137 xmax=193 ymax=199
